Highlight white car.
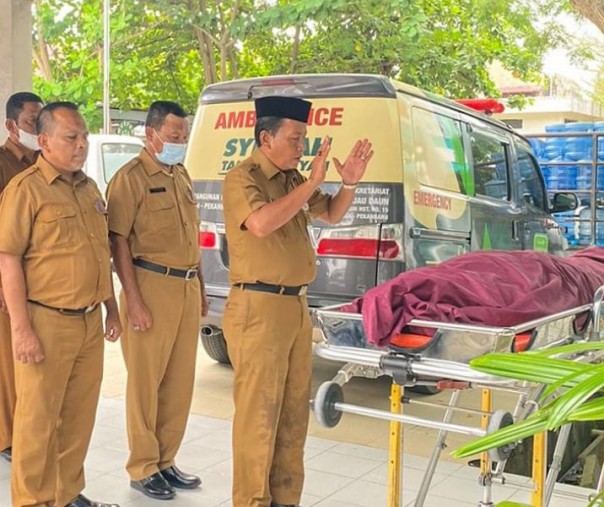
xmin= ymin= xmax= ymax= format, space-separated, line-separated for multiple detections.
xmin=83 ymin=134 xmax=143 ymax=195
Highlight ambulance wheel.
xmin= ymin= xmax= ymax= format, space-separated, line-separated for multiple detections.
xmin=314 ymin=382 xmax=344 ymax=428
xmin=487 ymin=410 xmax=515 ymax=462
xmin=200 ymin=330 xmax=231 ymax=365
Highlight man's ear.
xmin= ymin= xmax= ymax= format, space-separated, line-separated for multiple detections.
xmin=259 ymin=130 xmax=272 ymax=149
xmin=37 ymin=132 xmax=50 ymax=152
xmin=5 ymin=119 xmax=17 ymax=137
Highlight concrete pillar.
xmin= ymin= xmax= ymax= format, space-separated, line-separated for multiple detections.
xmin=0 ymin=0 xmax=33 ymax=123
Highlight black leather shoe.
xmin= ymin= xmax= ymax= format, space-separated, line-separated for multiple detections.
xmin=130 ymin=472 xmax=176 ymax=500
xmin=271 ymin=503 xmax=300 ymax=507
xmin=0 ymin=447 xmax=11 ymax=463
xmin=64 ymin=494 xmax=119 ymax=507
xmin=160 ymin=465 xmax=201 ymax=490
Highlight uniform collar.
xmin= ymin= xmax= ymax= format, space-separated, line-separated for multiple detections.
xmin=4 ymin=138 xmax=36 ymax=165
xmin=140 ymin=147 xmax=186 ymax=176
xmin=252 ymin=149 xmax=283 ymax=181
xmin=37 ymin=155 xmax=87 ymax=185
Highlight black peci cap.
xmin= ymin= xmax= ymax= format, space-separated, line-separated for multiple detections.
xmin=255 ymin=96 xmax=312 ymax=124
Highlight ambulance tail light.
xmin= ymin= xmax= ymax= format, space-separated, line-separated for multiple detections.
xmin=316 ymin=224 xmax=403 ymax=261
xmin=199 ymin=221 xmax=220 ymax=250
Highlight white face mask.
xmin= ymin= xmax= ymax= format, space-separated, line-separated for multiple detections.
xmin=18 ymin=128 xmax=40 ymax=151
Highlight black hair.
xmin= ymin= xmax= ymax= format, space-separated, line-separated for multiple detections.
xmin=6 ymin=92 xmax=43 ymax=121
xmin=145 ymin=101 xmax=187 ymax=130
xmin=254 ymin=116 xmax=285 ymax=147
xmin=36 ymin=101 xmax=79 ymax=135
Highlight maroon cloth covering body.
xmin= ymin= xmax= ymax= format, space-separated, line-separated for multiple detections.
xmin=344 ymin=248 xmax=604 ymax=347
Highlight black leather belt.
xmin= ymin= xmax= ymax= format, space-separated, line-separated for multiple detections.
xmin=133 ymin=258 xmax=198 ymax=280
xmin=27 ymin=300 xmax=98 ymax=316
xmin=234 ymin=282 xmax=308 ymax=296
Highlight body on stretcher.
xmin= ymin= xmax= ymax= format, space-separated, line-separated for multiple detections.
xmin=314 ymin=300 xmax=594 ymax=384
xmin=311 ymin=288 xmax=604 ymax=507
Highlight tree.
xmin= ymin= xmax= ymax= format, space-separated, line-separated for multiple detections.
xmin=32 ymin=0 xmax=582 ymax=130
xmin=569 ymin=0 xmax=604 ymax=34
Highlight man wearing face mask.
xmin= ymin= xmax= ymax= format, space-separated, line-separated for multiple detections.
xmin=106 ymin=101 xmax=208 ymax=501
xmin=0 ymin=91 xmax=44 ymax=463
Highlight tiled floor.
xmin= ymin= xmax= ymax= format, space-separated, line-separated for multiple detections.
xmin=0 ymin=397 xmax=593 ymax=507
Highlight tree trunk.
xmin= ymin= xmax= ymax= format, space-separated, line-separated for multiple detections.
xmin=290 ymin=24 xmax=301 ymax=74
xmin=33 ymin=0 xmax=53 ymax=80
xmin=569 ymin=0 xmax=604 ymax=34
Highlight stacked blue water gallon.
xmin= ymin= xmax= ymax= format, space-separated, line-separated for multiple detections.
xmin=535 ymin=122 xmax=604 ymax=246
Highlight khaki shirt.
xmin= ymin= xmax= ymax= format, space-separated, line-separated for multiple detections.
xmin=0 ymin=156 xmax=112 ymax=309
xmin=106 ymin=148 xmax=200 ymax=268
xmin=0 ymin=138 xmax=36 ymax=194
xmin=223 ymin=150 xmax=331 ymax=286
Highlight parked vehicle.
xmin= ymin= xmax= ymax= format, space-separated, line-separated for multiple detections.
xmin=83 ymin=134 xmax=143 ymax=195
xmin=185 ymin=73 xmax=577 ymax=364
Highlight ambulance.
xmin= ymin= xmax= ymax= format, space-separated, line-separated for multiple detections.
xmin=185 ymin=73 xmax=577 ymax=363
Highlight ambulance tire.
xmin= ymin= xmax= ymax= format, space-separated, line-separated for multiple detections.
xmin=313 ymin=381 xmax=344 ymax=428
xmin=409 ymin=385 xmax=441 ymax=395
xmin=200 ymin=331 xmax=231 ymax=365
xmin=487 ymin=409 xmax=515 ymax=462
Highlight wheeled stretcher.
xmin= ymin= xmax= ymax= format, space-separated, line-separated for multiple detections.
xmin=311 ymin=286 xmax=604 ymax=507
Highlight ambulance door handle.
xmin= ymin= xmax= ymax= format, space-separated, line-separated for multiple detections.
xmin=512 ymin=220 xmax=529 ymax=240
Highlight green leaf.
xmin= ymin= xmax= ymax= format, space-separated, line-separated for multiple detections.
xmin=452 ymin=412 xmax=549 ymax=459
xmin=548 ymin=367 xmax=604 ymax=429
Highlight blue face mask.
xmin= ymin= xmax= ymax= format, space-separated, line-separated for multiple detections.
xmin=155 ymin=135 xmax=187 ymax=166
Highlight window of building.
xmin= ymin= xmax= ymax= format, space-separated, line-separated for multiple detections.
xmin=505 ymin=119 xmax=523 ymax=129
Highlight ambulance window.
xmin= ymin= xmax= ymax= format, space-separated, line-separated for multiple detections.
xmin=470 ymin=130 xmax=509 ymax=200
xmin=412 ymin=108 xmax=471 ymax=194
xmin=517 ymin=144 xmax=547 ymax=211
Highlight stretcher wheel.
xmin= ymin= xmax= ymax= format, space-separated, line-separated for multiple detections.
xmin=487 ymin=410 xmax=515 ymax=462
xmin=313 ymin=381 xmax=344 ymax=428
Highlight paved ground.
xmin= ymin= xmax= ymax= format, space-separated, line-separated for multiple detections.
xmin=0 ymin=342 xmax=594 ymax=506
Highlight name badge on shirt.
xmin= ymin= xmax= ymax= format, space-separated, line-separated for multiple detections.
xmin=149 ymin=187 xmax=167 ymax=194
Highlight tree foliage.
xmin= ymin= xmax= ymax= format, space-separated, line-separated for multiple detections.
xmin=32 ymin=0 xmax=579 ymax=131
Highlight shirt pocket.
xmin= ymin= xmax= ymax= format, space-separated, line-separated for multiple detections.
xmin=184 ymin=190 xmax=201 ymax=228
xmin=145 ymin=194 xmax=176 ymax=230
xmin=37 ymin=203 xmax=79 ymax=248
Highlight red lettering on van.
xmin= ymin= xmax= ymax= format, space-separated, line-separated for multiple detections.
xmin=307 ymin=107 xmax=344 ymax=126
xmin=413 ymin=191 xmax=451 ymax=211
xmin=215 ymin=107 xmax=343 ymax=129
xmin=215 ymin=111 xmax=257 ymax=129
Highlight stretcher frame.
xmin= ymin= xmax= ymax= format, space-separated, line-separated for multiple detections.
xmin=311 ymin=286 xmax=604 ymax=507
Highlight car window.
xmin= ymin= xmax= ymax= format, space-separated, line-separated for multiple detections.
xmin=101 ymin=143 xmax=141 ymax=183
xmin=470 ymin=129 xmax=509 ymax=200
xmin=412 ymin=108 xmax=472 ymax=195
xmin=517 ymin=144 xmax=547 ymax=211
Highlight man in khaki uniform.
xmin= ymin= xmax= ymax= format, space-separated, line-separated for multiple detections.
xmin=0 ymin=92 xmax=43 ymax=463
xmin=0 ymin=102 xmax=122 ymax=507
xmin=222 ymin=96 xmax=373 ymax=507
xmin=107 ymin=101 xmax=208 ymax=501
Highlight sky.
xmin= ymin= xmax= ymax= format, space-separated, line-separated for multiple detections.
xmin=542 ymin=13 xmax=604 ymax=92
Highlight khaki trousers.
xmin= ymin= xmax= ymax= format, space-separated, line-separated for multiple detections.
xmin=0 ymin=309 xmax=15 ymax=452
xmin=11 ymin=304 xmax=104 ymax=507
xmin=223 ymin=289 xmax=312 ymax=507
xmin=120 ymin=267 xmax=201 ymax=480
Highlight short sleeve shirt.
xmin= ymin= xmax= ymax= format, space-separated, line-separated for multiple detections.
xmin=223 ymin=150 xmax=331 ymax=286
xmin=0 ymin=156 xmax=112 ymax=309
xmin=0 ymin=138 xmax=36 ymax=194
xmin=106 ymin=148 xmax=200 ymax=269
